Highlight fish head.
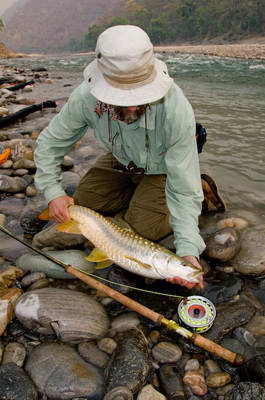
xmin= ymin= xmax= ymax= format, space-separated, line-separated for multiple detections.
xmin=165 ymin=255 xmax=203 ymax=284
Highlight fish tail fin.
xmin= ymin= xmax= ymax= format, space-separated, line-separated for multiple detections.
xmin=38 ymin=208 xmax=50 ymax=220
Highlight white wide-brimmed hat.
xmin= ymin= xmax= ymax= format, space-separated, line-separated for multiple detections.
xmin=84 ymin=25 xmax=173 ymax=106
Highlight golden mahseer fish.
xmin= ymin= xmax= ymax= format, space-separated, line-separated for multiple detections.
xmin=40 ymin=205 xmax=202 ymax=288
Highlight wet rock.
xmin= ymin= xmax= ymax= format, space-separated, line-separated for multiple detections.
xmin=110 ymin=312 xmax=140 ymax=333
xmin=232 ymin=225 xmax=265 ymax=276
xmin=224 ymin=382 xmax=265 ymax=399
xmin=104 ymin=386 xmax=134 ymax=399
xmin=16 ymin=249 xmax=94 ymax=279
xmin=216 ymin=384 xmax=235 ymax=396
xmin=0 ymin=197 xmax=26 ymax=216
xmin=26 ymin=185 xmax=37 ymax=197
xmin=220 ymin=338 xmax=246 ymax=359
xmin=206 ymin=372 xmax=231 ymax=387
xmin=201 ymin=275 xmax=242 ymax=304
xmin=0 ymin=235 xmax=29 ymax=260
xmin=204 ymin=228 xmax=240 ymax=262
xmin=28 ymin=278 xmax=50 ymax=290
xmin=159 ymin=364 xmax=185 ymax=399
xmin=32 ymin=223 xmax=85 ymax=249
xmin=204 ymin=360 xmax=221 ymax=375
xmin=13 ymin=159 xmax=36 ymax=171
xmin=239 ymin=355 xmax=265 ymax=385
xmin=185 ymin=359 xmax=200 ymax=371
xmin=105 ymin=329 xmax=152 ymax=393
xmin=19 ymin=199 xmax=48 ymax=236
xmin=137 ymin=384 xmax=166 ymax=399
xmin=0 ymin=362 xmax=38 ymax=400
xmin=0 ymin=174 xmax=33 ymax=193
xmin=25 ymin=343 xmax=103 ymax=399
xmin=15 ymin=288 xmax=109 ymax=342
xmin=78 ymin=342 xmax=110 ymax=368
xmin=217 ymin=218 xmax=249 ymax=231
xmin=233 ymin=327 xmax=256 ymax=346
xmin=62 ymin=155 xmax=74 ymax=170
xmin=183 ymin=367 xmax=208 ymax=396
xmin=62 ymin=170 xmax=80 ymax=196
xmin=0 ymin=159 xmax=13 ymax=168
xmin=97 ymin=337 xmax=117 ymax=355
xmin=245 ymin=315 xmax=265 ymax=336
xmin=2 ymin=342 xmax=26 ymax=367
xmin=21 ymin=271 xmax=46 ymax=287
xmin=152 ymin=341 xmax=182 ymax=364
xmin=14 ymin=168 xmax=29 ymax=176
xmin=204 ymin=301 xmax=255 ymax=342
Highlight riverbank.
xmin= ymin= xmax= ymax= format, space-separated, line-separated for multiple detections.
xmin=155 ymin=42 xmax=265 ymax=60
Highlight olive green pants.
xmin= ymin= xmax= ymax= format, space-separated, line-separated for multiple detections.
xmin=74 ymin=153 xmax=171 ymax=241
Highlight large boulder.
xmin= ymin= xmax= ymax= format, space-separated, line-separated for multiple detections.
xmin=15 ymin=288 xmax=109 ymax=343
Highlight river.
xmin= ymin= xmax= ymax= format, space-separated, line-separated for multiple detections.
xmin=2 ymin=52 xmax=265 ymax=222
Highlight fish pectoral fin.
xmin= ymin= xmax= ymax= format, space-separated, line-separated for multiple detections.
xmin=56 ymin=220 xmax=82 ymax=234
xmin=95 ymin=260 xmax=113 ymax=269
xmin=85 ymin=248 xmax=109 ymax=262
xmin=125 ymin=256 xmax=152 ymax=269
xmin=38 ymin=208 xmax=50 ymax=220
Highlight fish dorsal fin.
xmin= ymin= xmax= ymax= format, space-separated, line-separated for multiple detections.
xmin=107 ymin=216 xmax=133 ymax=231
xmin=56 ymin=219 xmax=82 ymax=234
xmin=125 ymin=255 xmax=152 ymax=269
xmin=85 ymin=248 xmax=109 ymax=262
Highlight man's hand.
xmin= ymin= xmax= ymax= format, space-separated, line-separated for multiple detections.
xmin=166 ymin=255 xmax=204 ymax=289
xmin=48 ymin=196 xmax=74 ymax=223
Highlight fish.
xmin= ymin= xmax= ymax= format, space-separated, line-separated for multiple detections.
xmin=39 ymin=205 xmax=202 ymax=287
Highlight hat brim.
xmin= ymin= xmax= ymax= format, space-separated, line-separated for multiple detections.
xmin=83 ymin=58 xmax=173 ymax=106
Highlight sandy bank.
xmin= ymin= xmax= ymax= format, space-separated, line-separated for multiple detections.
xmin=155 ymin=42 xmax=265 ymax=60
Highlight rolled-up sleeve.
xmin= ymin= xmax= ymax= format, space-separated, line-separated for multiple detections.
xmin=164 ymin=87 xmax=205 ymax=257
xmin=34 ymin=84 xmax=94 ymax=203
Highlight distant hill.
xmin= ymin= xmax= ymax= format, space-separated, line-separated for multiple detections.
xmin=1 ymin=0 xmax=118 ymax=53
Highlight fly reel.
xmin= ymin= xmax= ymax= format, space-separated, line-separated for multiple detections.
xmin=178 ymin=296 xmax=216 ymax=333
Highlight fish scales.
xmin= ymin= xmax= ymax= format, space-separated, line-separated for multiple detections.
xmin=67 ymin=205 xmax=201 ymax=282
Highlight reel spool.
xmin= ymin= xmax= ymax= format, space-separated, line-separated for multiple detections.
xmin=178 ymin=296 xmax=216 ymax=333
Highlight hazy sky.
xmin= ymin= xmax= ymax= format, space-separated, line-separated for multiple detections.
xmin=0 ymin=0 xmax=18 ymax=16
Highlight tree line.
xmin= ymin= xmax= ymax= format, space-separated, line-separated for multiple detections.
xmin=69 ymin=0 xmax=265 ymax=51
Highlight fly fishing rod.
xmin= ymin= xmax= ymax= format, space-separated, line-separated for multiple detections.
xmin=0 ymin=224 xmax=244 ymax=365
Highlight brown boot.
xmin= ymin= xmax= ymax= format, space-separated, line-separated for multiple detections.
xmin=201 ymin=174 xmax=226 ymax=214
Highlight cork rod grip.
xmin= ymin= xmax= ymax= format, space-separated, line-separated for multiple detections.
xmin=192 ymin=333 xmax=245 ymax=365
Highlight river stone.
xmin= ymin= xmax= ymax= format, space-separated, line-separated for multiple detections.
xmin=16 ymin=249 xmax=94 ymax=279
xmin=2 ymin=342 xmax=27 ymax=367
xmin=0 ymin=197 xmax=26 ymax=216
xmin=15 ymin=288 xmax=109 ymax=342
xmin=105 ymin=329 xmax=152 ymax=393
xmin=21 ymin=271 xmax=47 ymax=287
xmin=110 ymin=312 xmax=140 ymax=333
xmin=204 ymin=227 xmax=240 ymax=262
xmin=0 ymin=235 xmax=29 ymax=261
xmin=202 ymin=275 xmax=242 ymax=304
xmin=152 ymin=341 xmax=182 ymax=363
xmin=245 ymin=315 xmax=265 ymax=336
xmin=232 ymin=225 xmax=265 ymax=276
xmin=224 ymin=382 xmax=265 ymax=400
xmin=0 ymin=174 xmax=33 ymax=193
xmin=0 ymin=363 xmax=38 ymax=400
xmin=32 ymin=223 xmax=85 ymax=249
xmin=78 ymin=342 xmax=110 ymax=368
xmin=137 ymin=384 xmax=166 ymax=400
xmin=25 ymin=343 xmax=103 ymax=399
xmin=239 ymin=355 xmax=265 ymax=385
xmin=159 ymin=364 xmax=185 ymax=399
xmin=13 ymin=159 xmax=36 ymax=170
xmin=204 ymin=301 xmax=256 ymax=342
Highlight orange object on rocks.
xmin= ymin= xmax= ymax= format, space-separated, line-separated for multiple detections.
xmin=0 ymin=148 xmax=11 ymax=164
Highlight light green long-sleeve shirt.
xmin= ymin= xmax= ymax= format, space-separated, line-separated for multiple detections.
xmin=34 ymin=81 xmax=205 ymax=257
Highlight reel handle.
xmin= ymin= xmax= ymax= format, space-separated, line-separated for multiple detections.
xmin=192 ymin=333 xmax=244 ymax=365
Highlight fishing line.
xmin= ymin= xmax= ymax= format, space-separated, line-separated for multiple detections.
xmin=0 ymin=224 xmax=184 ymax=299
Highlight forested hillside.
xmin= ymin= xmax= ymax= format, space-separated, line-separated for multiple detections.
xmin=80 ymin=0 xmax=265 ymax=50
xmin=0 ymin=0 xmax=118 ymax=52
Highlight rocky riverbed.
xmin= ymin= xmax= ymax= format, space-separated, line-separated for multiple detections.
xmin=0 ymin=62 xmax=265 ymax=400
